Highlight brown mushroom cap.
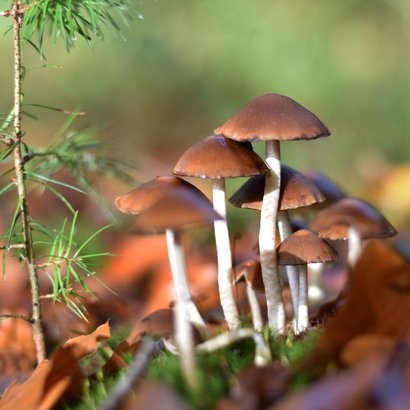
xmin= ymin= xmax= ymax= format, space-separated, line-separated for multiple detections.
xmin=115 ymin=175 xmax=207 ymax=215
xmin=310 ymin=198 xmax=398 ymax=240
xmin=214 ymin=93 xmax=330 ymax=142
xmin=173 ymin=135 xmax=269 ymax=179
xmin=233 ymin=259 xmax=265 ymax=292
xmin=229 ymin=164 xmax=325 ymax=211
xmin=277 ymin=229 xmax=338 ymax=265
xmin=133 ymin=187 xmax=221 ymax=233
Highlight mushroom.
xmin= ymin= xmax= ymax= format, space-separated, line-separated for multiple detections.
xmin=277 ymin=229 xmax=337 ymax=332
xmin=115 ymin=175 xmax=210 ymax=338
xmin=173 ymin=135 xmax=269 ymax=330
xmin=233 ymin=259 xmax=264 ymax=331
xmin=310 ymin=198 xmax=397 ymax=266
xmin=215 ymin=93 xmax=330 ymax=333
xmin=134 ymin=186 xmax=221 ymax=389
xmin=229 ymin=164 xmax=325 ymax=329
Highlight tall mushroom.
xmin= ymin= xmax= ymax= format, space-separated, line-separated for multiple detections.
xmin=277 ymin=229 xmax=337 ymax=332
xmin=173 ymin=135 xmax=269 ymax=330
xmin=215 ymin=93 xmax=330 ymax=333
xmin=229 ymin=164 xmax=325 ymax=329
xmin=310 ymin=197 xmax=397 ymax=266
xmin=115 ymin=175 xmax=210 ymax=337
xmin=134 ymin=187 xmax=221 ymax=389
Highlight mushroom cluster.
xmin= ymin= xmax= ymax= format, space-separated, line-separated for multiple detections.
xmin=114 ymin=92 xmax=397 ymax=386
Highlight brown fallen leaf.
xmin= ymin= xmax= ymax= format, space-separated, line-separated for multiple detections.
xmin=223 ymin=363 xmax=293 ymax=410
xmin=0 ymin=322 xmax=111 ymax=410
xmin=340 ymin=334 xmax=395 ymax=367
xmin=313 ymin=240 xmax=410 ymax=364
xmin=121 ymin=382 xmax=189 ymax=410
xmin=272 ymin=356 xmax=387 ymax=410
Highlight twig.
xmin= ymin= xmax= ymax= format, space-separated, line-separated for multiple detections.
xmin=11 ymin=0 xmax=46 ymax=363
xmin=196 ymin=328 xmax=255 ymax=352
xmin=0 ymin=314 xmax=34 ymax=323
xmin=98 ymin=338 xmax=161 ymax=410
xmin=0 ymin=244 xmax=25 ymax=250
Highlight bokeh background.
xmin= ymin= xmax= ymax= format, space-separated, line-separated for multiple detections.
xmin=0 ymin=0 xmax=409 ymax=226
xmin=0 ymin=0 xmax=409 ymax=355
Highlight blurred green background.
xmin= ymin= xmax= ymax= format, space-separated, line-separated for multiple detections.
xmin=0 ymin=0 xmax=409 ymax=213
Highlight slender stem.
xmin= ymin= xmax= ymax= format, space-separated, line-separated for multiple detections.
xmin=277 ymin=210 xmax=299 ymax=330
xmin=347 ymin=225 xmax=362 ymax=266
xmin=165 ymin=229 xmax=198 ymax=390
xmin=0 ymin=314 xmax=34 ymax=323
xmin=11 ymin=1 xmax=46 ymax=363
xmin=246 ymin=285 xmax=263 ymax=332
xmin=307 ymin=263 xmax=325 ymax=303
xmin=297 ymin=264 xmax=309 ymax=332
xmin=212 ymin=178 xmax=240 ymax=330
xmin=99 ymin=338 xmax=160 ymax=410
xmin=165 ymin=230 xmax=209 ymax=339
xmin=259 ymin=140 xmax=285 ymax=333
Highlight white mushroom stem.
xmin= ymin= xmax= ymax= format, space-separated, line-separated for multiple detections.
xmin=165 ymin=230 xmax=209 ymax=339
xmin=253 ymin=332 xmax=272 ymax=367
xmin=196 ymin=328 xmax=271 ymax=366
xmin=259 ymin=140 xmax=285 ymax=333
xmin=197 ymin=328 xmax=254 ymax=352
xmin=307 ymin=263 xmax=325 ymax=304
xmin=246 ymin=285 xmax=264 ymax=332
xmin=277 ymin=211 xmax=300 ymax=330
xmin=212 ymin=178 xmax=241 ymax=330
xmin=297 ymin=264 xmax=309 ymax=332
xmin=347 ymin=225 xmax=362 ymax=267
xmin=165 ymin=229 xmax=197 ymax=390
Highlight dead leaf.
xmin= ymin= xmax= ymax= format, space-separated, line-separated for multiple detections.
xmin=340 ymin=334 xmax=395 ymax=367
xmin=121 ymin=382 xmax=189 ymax=410
xmin=314 ymin=240 xmax=410 ymax=363
xmin=0 ymin=322 xmax=110 ymax=410
xmin=229 ymin=363 xmax=293 ymax=409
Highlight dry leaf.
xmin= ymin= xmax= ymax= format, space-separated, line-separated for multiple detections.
xmin=122 ymin=382 xmax=189 ymax=410
xmin=0 ymin=322 xmax=111 ymax=410
xmin=315 ymin=240 xmax=410 ymax=362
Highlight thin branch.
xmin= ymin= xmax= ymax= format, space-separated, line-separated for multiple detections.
xmin=0 ymin=314 xmax=34 ymax=323
xmin=11 ymin=0 xmax=46 ymax=363
xmin=0 ymin=244 xmax=25 ymax=250
xmin=98 ymin=338 xmax=161 ymax=410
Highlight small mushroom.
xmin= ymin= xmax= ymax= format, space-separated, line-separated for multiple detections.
xmin=115 ymin=175 xmax=210 ymax=338
xmin=277 ymin=229 xmax=337 ymax=332
xmin=310 ymin=198 xmax=397 ymax=266
xmin=230 ymin=164 xmax=325 ymax=329
xmin=134 ymin=187 xmax=221 ymax=389
xmin=173 ymin=135 xmax=268 ymax=330
xmin=233 ymin=259 xmax=264 ymax=331
xmin=216 ymin=93 xmax=330 ymax=333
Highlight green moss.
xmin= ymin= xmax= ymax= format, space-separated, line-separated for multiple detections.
xmin=145 ymin=337 xmax=255 ymax=409
xmin=62 ymin=325 xmax=322 ymax=409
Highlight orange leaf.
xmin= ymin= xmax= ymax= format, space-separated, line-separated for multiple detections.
xmin=0 ymin=322 xmax=111 ymax=410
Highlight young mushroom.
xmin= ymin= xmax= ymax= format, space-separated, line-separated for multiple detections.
xmin=229 ymin=164 xmax=325 ymax=329
xmin=115 ymin=175 xmax=210 ymax=338
xmin=233 ymin=259 xmax=264 ymax=332
xmin=133 ymin=186 xmax=222 ymax=390
xmin=173 ymin=134 xmax=269 ymax=330
xmin=215 ymin=93 xmax=330 ymax=333
xmin=277 ymin=229 xmax=337 ymax=332
xmin=310 ymin=198 xmax=397 ymax=266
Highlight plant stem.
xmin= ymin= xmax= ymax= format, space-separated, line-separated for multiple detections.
xmin=12 ymin=1 xmax=46 ymax=363
xmin=212 ymin=178 xmax=240 ymax=330
xmin=0 ymin=314 xmax=34 ymax=323
xmin=277 ymin=210 xmax=299 ymax=331
xmin=259 ymin=140 xmax=285 ymax=333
